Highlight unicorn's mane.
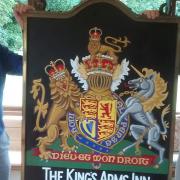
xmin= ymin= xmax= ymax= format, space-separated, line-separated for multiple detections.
xmin=141 ymin=68 xmax=168 ymax=112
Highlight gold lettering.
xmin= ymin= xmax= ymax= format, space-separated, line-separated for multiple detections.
xmin=117 ymin=156 xmax=150 ymax=166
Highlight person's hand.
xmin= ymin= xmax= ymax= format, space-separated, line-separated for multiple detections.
xmin=13 ymin=4 xmax=35 ymax=30
xmin=142 ymin=10 xmax=160 ymax=19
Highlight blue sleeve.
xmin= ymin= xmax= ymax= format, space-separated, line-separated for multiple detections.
xmin=0 ymin=45 xmax=22 ymax=75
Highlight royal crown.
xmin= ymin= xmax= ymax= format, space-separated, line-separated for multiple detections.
xmin=45 ymin=59 xmax=65 ymax=80
xmin=82 ymin=54 xmax=115 ymax=76
xmin=89 ymin=27 xmax=102 ymax=41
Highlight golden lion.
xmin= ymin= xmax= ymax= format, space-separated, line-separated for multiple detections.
xmin=31 ymin=69 xmax=82 ymax=160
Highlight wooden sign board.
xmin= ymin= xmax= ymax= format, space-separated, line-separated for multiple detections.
xmin=23 ymin=0 xmax=180 ymax=179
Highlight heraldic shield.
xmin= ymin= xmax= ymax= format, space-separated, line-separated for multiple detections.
xmin=23 ymin=0 xmax=179 ymax=180
xmin=80 ymin=98 xmax=117 ymax=142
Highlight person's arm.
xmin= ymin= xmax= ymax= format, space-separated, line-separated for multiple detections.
xmin=13 ymin=4 xmax=35 ymax=30
xmin=0 ymin=45 xmax=22 ymax=75
xmin=175 ymin=152 xmax=180 ymax=180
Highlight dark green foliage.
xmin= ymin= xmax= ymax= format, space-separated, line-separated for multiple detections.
xmin=46 ymin=0 xmax=81 ymax=12
xmin=0 ymin=0 xmax=24 ymax=52
xmin=121 ymin=0 xmax=165 ymax=13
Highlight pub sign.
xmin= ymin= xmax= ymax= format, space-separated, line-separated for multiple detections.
xmin=23 ymin=0 xmax=180 ymax=179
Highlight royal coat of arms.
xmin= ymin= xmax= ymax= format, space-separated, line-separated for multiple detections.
xmin=30 ymin=27 xmax=169 ymax=171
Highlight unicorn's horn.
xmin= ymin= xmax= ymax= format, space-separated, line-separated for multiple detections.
xmin=131 ymin=65 xmax=144 ymax=77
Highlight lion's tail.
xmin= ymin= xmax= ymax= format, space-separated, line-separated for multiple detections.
xmin=33 ymin=111 xmax=48 ymax=132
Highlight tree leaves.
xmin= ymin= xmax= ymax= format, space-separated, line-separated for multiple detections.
xmin=46 ymin=0 xmax=81 ymax=12
xmin=0 ymin=0 xmax=23 ymax=52
xmin=121 ymin=0 xmax=165 ymax=14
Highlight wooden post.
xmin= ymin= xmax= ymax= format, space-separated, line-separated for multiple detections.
xmin=28 ymin=0 xmax=46 ymax=10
